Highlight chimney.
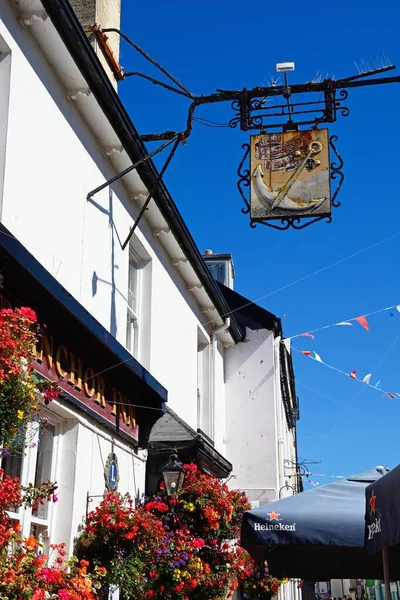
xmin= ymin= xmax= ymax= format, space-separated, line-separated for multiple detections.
xmin=69 ymin=0 xmax=123 ymax=90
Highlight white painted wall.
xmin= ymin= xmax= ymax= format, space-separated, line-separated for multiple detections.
xmin=47 ymin=400 xmax=147 ymax=556
xmin=0 ymin=5 xmax=214 ymax=435
xmin=225 ymin=328 xmax=296 ymax=504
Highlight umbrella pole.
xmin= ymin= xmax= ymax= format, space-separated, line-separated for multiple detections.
xmin=382 ymin=548 xmax=391 ymax=600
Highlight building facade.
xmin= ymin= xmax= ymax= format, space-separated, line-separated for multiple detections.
xmin=0 ymin=0 xmax=301 ymax=578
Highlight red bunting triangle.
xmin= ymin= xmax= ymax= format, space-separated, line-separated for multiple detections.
xmin=301 ymin=351 xmax=311 ymax=356
xmin=384 ymin=393 xmax=395 ymax=399
xmin=355 ymin=316 xmax=370 ymax=331
xmin=301 ymin=333 xmax=315 ymax=340
xmin=349 ymin=370 xmax=357 ymax=379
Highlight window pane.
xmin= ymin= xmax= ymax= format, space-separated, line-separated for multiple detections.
xmin=1 ymin=451 xmax=23 ymax=480
xmin=128 ymin=255 xmax=139 ymax=314
xmin=32 ymin=425 xmax=54 ymax=519
xmin=197 ymin=344 xmax=211 ymax=438
xmin=207 ymin=262 xmax=226 ymax=285
xmin=126 ymin=312 xmax=138 ymax=357
xmin=30 ymin=523 xmax=48 ymax=556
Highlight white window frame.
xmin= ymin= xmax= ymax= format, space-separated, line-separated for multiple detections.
xmin=1 ymin=415 xmax=60 ymax=555
xmin=197 ymin=336 xmax=212 ymax=440
xmin=0 ymin=36 xmax=12 ymax=216
xmin=126 ymin=247 xmax=141 ymax=358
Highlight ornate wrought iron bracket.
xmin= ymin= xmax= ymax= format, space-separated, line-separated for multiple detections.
xmin=283 ymin=459 xmax=311 ymax=479
xmin=237 ymin=135 xmax=344 ymax=230
xmin=86 ymin=492 xmax=104 ymax=520
xmin=140 ymin=65 xmax=400 ymax=141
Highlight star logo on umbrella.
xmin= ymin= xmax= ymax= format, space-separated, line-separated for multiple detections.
xmin=267 ymin=511 xmax=280 ymax=522
xmin=369 ymin=490 xmax=376 ymax=514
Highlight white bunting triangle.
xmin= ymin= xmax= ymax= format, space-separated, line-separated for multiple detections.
xmin=336 ymin=321 xmax=353 ymax=326
xmin=314 ymin=352 xmax=323 ymax=363
xmin=362 ymin=374 xmax=372 ymax=385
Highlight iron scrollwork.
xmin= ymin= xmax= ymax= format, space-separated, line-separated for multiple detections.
xmin=237 ymin=143 xmax=250 ymax=215
xmin=230 ymin=87 xmax=350 ymax=133
xmin=329 ymin=135 xmax=344 ymax=208
xmin=237 ymin=134 xmax=344 ymax=230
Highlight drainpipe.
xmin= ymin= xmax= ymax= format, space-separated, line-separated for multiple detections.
xmin=210 ymin=318 xmax=230 ymax=441
xmin=274 ymin=336 xmax=285 ymax=496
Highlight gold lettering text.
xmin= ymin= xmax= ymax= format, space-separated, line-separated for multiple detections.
xmin=111 ymin=388 xmax=118 ymax=416
xmin=119 ymin=394 xmax=131 ymax=427
xmin=55 ymin=345 xmax=68 ymax=379
xmin=83 ymin=367 xmax=96 ymax=398
xmin=68 ymin=353 xmax=83 ymax=391
xmin=95 ymin=375 xmax=106 ymax=408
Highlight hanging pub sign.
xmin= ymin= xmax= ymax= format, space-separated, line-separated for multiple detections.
xmin=250 ymin=128 xmax=331 ymax=223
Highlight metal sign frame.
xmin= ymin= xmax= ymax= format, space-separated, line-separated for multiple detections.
xmin=238 ymin=134 xmax=344 ymax=230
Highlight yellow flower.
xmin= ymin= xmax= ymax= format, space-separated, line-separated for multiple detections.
xmin=17 ymin=410 xmax=24 ymax=420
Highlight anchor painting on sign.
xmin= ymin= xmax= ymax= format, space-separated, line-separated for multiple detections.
xmin=250 ymin=128 xmax=331 ymax=222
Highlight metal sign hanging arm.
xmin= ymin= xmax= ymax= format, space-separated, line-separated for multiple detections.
xmin=140 ymin=65 xmax=400 ymax=141
xmin=86 ymin=135 xmax=180 ymax=201
xmin=121 ymin=138 xmax=181 ymax=250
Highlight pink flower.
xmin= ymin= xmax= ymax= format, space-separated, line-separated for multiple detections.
xmin=52 ymin=493 xmax=59 ymax=503
xmin=58 ymin=590 xmax=70 ymax=600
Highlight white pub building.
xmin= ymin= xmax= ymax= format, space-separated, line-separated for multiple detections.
xmin=0 ymin=1 xmax=301 ymax=598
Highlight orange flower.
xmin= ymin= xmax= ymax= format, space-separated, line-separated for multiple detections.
xmin=25 ymin=535 xmax=39 ymax=550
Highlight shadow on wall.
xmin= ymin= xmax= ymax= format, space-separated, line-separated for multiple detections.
xmin=89 ymin=190 xmax=125 ymax=338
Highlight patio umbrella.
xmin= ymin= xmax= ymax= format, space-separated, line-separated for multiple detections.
xmin=241 ymin=466 xmax=400 ymax=580
xmin=365 ymin=464 xmax=400 ymax=600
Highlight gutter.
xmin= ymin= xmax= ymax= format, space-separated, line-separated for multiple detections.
xmin=39 ymin=0 xmax=244 ymax=344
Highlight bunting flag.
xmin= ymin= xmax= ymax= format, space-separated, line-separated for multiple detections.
xmin=308 ymin=480 xmax=319 ymax=487
xmin=355 ymin=316 xmax=370 ymax=332
xmin=290 ymin=345 xmax=398 ymax=400
xmin=288 ymin=302 xmax=399 ymax=340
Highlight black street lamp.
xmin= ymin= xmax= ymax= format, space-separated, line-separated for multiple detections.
xmin=161 ymin=450 xmax=185 ymax=496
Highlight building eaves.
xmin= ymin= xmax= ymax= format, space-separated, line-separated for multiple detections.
xmin=217 ymin=282 xmax=282 ymax=336
xmin=38 ymin=0 xmax=243 ymax=344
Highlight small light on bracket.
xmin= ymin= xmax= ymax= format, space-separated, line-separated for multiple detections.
xmin=276 ymin=62 xmax=295 ymax=73
xmin=161 ymin=450 xmax=185 ymax=496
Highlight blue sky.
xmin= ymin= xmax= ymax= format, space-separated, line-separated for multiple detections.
xmin=120 ymin=0 xmax=400 ymax=486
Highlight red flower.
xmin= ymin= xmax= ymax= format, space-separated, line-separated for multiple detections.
xmin=19 ymin=307 xmax=37 ymax=322
xmin=79 ymin=559 xmax=90 ymax=567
